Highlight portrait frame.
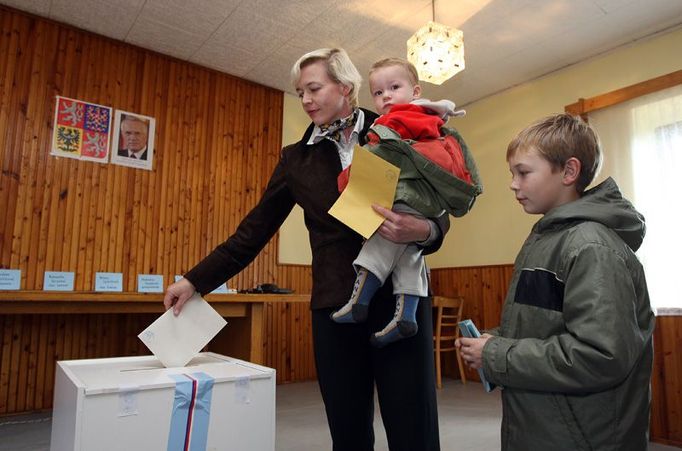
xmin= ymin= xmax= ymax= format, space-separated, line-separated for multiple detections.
xmin=110 ymin=110 xmax=156 ymax=170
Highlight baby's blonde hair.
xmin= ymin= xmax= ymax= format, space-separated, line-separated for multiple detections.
xmin=369 ymin=58 xmax=419 ymax=86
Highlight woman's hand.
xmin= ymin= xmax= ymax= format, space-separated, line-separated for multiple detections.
xmin=372 ymin=204 xmax=431 ymax=243
xmin=163 ymin=278 xmax=196 ymax=316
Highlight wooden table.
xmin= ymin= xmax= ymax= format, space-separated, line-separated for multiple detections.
xmin=0 ymin=291 xmax=309 ymax=365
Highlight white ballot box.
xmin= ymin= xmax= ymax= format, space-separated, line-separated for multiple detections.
xmin=50 ymin=352 xmax=275 ymax=451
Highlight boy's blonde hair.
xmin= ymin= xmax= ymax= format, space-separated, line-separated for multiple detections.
xmin=507 ymin=113 xmax=602 ymax=193
xmin=290 ymin=48 xmax=362 ymax=108
xmin=369 ymin=58 xmax=419 ymax=86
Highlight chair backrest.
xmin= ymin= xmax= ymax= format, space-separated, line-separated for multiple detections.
xmin=433 ymin=296 xmax=465 ymax=344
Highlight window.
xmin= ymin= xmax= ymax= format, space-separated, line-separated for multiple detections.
xmin=588 ymin=84 xmax=682 ymax=312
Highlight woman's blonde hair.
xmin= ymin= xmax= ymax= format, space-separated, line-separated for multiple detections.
xmin=290 ymin=48 xmax=362 ymax=107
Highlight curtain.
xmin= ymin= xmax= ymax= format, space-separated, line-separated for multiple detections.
xmin=589 ymin=84 xmax=682 ymax=311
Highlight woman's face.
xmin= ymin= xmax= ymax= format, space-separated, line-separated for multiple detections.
xmin=295 ymin=61 xmax=352 ymax=126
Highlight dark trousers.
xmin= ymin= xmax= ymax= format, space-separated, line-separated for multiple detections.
xmin=312 ymin=289 xmax=440 ymax=451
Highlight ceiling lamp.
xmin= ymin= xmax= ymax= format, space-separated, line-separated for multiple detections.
xmin=407 ymin=0 xmax=465 ymax=85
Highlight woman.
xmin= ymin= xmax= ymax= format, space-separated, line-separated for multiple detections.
xmin=164 ymin=48 xmax=447 ymax=451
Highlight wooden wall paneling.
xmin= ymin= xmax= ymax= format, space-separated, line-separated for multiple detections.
xmin=291 ymin=304 xmax=304 ymax=380
xmin=275 ymin=302 xmax=285 ymax=383
xmin=185 ymin=70 xmax=203 ymax=275
xmin=1 ymin=13 xmax=30 ymax=273
xmin=41 ymin=315 xmax=57 ymax=408
xmin=80 ymin=35 xmax=103 ymax=288
xmin=50 ymin=156 xmax=69 ymax=274
xmin=93 ymin=41 xmax=112 ymax=275
xmin=13 ymin=316 xmax=27 ymax=412
xmin=148 ymin=61 xmax=167 ymax=278
xmin=187 ymin=64 xmax=206 ymax=274
xmin=431 ymin=266 xmax=480 ymax=324
xmin=169 ymin=62 xmax=186 ymax=279
xmin=183 ymin=67 xmax=197 ymax=274
xmin=0 ymin=13 xmax=12 ymax=268
xmin=205 ymin=76 xmax=226 ymax=269
xmin=651 ymin=316 xmax=682 ymax=446
xmin=182 ymin=71 xmax=201 ymax=276
xmin=32 ymin=24 xmax=59 ymax=288
xmin=97 ymin=142 xmax=114 ymax=273
xmin=33 ymin=315 xmax=48 ymax=410
xmin=179 ymin=62 xmax=197 ymax=277
xmin=59 ymin=158 xmax=75 ymax=280
xmin=0 ymin=315 xmax=12 ymax=412
xmin=253 ymin=88 xmax=267 ymax=284
xmin=197 ymin=73 xmax=216 ymax=270
xmin=23 ymin=314 xmax=39 ymax=409
xmin=205 ymin=76 xmax=222 ymax=261
xmin=11 ymin=26 xmax=38 ymax=281
xmin=53 ymin=30 xmax=77 ymax=275
xmin=7 ymin=314 xmax=22 ymax=412
xmin=175 ymin=61 xmax=190 ymax=276
xmin=283 ymin=302 xmax=291 ymax=383
xmin=158 ymin=61 xmax=178 ymax=279
xmin=38 ymin=140 xmax=60 ymax=280
xmin=139 ymin=129 xmax=153 ymax=278
xmin=78 ymin=161 xmax=95 ymax=288
xmin=230 ymin=82 xmax=247 ymax=288
xmin=128 ymin=167 xmax=142 ymax=291
xmin=195 ymin=69 xmax=213 ymax=271
xmin=66 ymin=159 xmax=85 ymax=287
xmin=97 ymin=40 xmax=118 ymax=275
xmin=110 ymin=166 xmax=126 ymax=276
xmin=480 ymin=265 xmax=513 ymax=329
xmin=25 ymin=315 xmax=39 ymax=410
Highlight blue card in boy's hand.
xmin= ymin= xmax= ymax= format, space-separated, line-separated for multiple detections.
xmin=458 ymin=319 xmax=496 ymax=392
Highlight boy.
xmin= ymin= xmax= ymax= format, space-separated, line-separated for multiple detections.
xmin=331 ymin=58 xmax=482 ymax=347
xmin=458 ymin=114 xmax=654 ymax=451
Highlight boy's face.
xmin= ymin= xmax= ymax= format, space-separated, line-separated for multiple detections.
xmin=369 ymin=65 xmax=421 ymax=114
xmin=508 ymin=146 xmax=573 ymax=215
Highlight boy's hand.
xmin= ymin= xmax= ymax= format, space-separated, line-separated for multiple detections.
xmin=372 ymin=204 xmax=430 ymax=243
xmin=456 ymin=334 xmax=492 ymax=370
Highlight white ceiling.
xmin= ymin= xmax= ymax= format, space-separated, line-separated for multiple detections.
xmin=2 ymin=0 xmax=682 ymax=108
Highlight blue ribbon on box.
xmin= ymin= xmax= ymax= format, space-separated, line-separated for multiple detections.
xmin=167 ymin=372 xmax=215 ymax=451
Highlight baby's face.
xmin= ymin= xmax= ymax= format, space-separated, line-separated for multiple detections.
xmin=369 ymin=65 xmax=420 ymax=114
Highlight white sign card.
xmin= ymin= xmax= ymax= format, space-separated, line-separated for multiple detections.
xmin=137 ymin=274 xmax=164 ymax=293
xmin=0 ymin=269 xmax=21 ymax=290
xmin=43 ymin=271 xmax=75 ymax=291
xmin=95 ymin=272 xmax=123 ymax=292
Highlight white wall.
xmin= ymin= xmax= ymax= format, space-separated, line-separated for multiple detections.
xmin=277 ymin=93 xmax=314 ymax=264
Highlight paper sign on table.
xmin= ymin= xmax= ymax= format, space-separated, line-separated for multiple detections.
xmin=328 ymin=146 xmax=400 ymax=239
xmin=138 ymin=293 xmax=227 ymax=367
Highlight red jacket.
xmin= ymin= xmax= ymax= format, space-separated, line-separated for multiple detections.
xmin=338 ymin=104 xmax=472 ymax=192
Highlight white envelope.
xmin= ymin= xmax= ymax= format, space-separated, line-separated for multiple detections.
xmin=138 ymin=293 xmax=227 ymax=367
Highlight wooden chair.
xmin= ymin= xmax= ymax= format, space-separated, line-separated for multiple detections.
xmin=432 ymin=296 xmax=467 ymax=388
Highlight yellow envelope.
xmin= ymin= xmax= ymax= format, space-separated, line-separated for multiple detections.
xmin=328 ymin=146 xmax=400 ymax=239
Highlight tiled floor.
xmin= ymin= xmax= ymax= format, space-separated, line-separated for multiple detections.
xmin=0 ymin=379 xmax=679 ymax=450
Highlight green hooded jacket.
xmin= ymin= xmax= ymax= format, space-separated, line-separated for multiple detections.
xmin=483 ymin=178 xmax=654 ymax=451
xmin=366 ymin=124 xmax=483 ymax=218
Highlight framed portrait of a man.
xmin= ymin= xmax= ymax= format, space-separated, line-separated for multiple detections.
xmin=111 ymin=110 xmax=155 ymax=170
